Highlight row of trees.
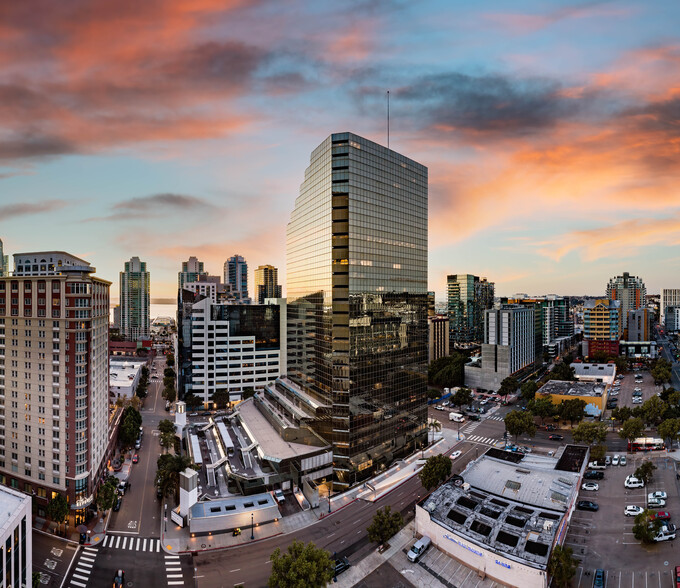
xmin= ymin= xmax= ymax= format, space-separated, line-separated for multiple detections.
xmin=118 ymin=405 xmax=142 ymax=450
xmin=136 ymin=365 xmax=150 ymax=399
xmin=428 ymin=353 xmax=468 ymax=388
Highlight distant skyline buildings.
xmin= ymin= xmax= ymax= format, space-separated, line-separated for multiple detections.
xmin=120 ymin=256 xmax=150 ymax=340
xmin=225 ymin=254 xmax=249 ymax=303
xmin=446 ymin=274 xmax=494 ymax=344
xmin=178 ymin=256 xmax=207 ymax=290
xmin=606 ymin=272 xmax=646 ymax=333
xmin=0 ymin=238 xmax=7 ymax=277
xmin=254 ymin=264 xmax=281 ymax=304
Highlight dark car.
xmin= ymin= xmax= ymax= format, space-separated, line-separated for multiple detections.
xmin=201 ymin=411 xmax=212 ymax=416
xmin=549 ymin=434 xmax=564 ymax=440
xmin=584 ymin=470 xmax=605 ymax=480
xmin=545 ymin=425 xmax=556 ymax=431
xmin=113 ymin=569 xmax=125 ymax=587
xmin=113 ymin=497 xmax=122 ymax=512
xmin=156 ymin=487 xmax=163 ymax=500
xmin=468 ymin=414 xmax=481 ymax=421
xmin=334 ymin=556 xmax=351 ymax=577
xmin=594 ymin=568 xmax=605 ymax=587
xmin=577 ymin=500 xmax=599 ymax=511
xmin=79 ymin=532 xmax=87 ymax=545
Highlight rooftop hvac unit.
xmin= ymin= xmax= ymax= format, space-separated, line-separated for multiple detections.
xmin=543 ymin=520 xmax=554 ymax=532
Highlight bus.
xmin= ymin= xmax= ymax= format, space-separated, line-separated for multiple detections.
xmin=628 ymin=437 xmax=665 ymax=452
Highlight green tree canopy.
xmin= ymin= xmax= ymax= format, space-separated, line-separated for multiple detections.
xmin=618 ymin=417 xmax=644 ymax=444
xmin=611 ymin=406 xmax=632 ymax=424
xmin=652 ymin=358 xmax=672 ymax=385
xmin=428 ymin=353 xmax=468 ymax=388
xmin=366 ymin=505 xmax=404 ymax=546
xmin=528 ymin=396 xmax=556 ymax=424
xmin=632 ymin=509 xmax=663 ymax=544
xmin=520 ymin=381 xmax=538 ymax=403
xmin=183 ymin=393 xmax=203 ymax=409
xmin=45 ymin=493 xmax=69 ymax=524
xmin=547 ymin=362 xmax=576 ymax=382
xmin=427 ymin=419 xmax=442 ymax=444
xmin=418 ymin=454 xmax=452 ymax=491
xmin=547 ymin=544 xmax=579 ymax=588
xmin=451 ymin=388 xmax=473 ymax=410
xmin=658 ymin=418 xmax=680 ymax=448
xmin=504 ymin=410 xmax=537 ymax=442
xmin=634 ymin=460 xmax=657 ymax=485
xmin=641 ymin=396 xmax=667 ymax=426
xmin=571 ymin=422 xmax=608 ymax=447
xmin=96 ymin=476 xmax=119 ymax=512
xmin=156 ymin=454 xmax=193 ymax=501
xmin=590 ymin=444 xmax=607 ymax=462
xmin=166 ymin=354 xmax=175 ymax=368
xmin=558 ymin=398 xmax=586 ymax=425
xmin=498 ymin=376 xmax=519 ymax=400
xmin=158 ymin=419 xmax=177 ymax=449
xmin=212 ymin=390 xmax=231 ymax=409
xmin=268 ymin=540 xmax=334 ymax=588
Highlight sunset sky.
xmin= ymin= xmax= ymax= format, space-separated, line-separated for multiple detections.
xmin=1 ymin=0 xmax=679 ymax=301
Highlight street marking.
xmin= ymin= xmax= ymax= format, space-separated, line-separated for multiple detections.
xmin=76 ymin=562 xmax=93 ymax=569
xmin=156 ymin=541 xmax=161 ymax=553
xmin=230 ymin=569 xmax=241 ymax=573
xmin=102 ymin=535 xmax=110 ymax=547
xmin=73 ymin=573 xmax=89 ymax=581
xmin=121 ymin=537 xmax=128 ymax=550
xmin=70 ymin=581 xmax=87 ymax=588
xmin=136 ymin=537 xmax=141 ymax=550
xmin=83 ymin=547 xmax=98 ymax=553
xmin=115 ymin=536 xmax=120 ymax=549
xmin=168 ymin=574 xmax=184 ymax=578
xmin=168 ymin=583 xmax=184 ymax=586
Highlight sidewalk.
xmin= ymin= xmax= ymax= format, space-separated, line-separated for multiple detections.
xmin=159 ymin=427 xmax=464 ymax=554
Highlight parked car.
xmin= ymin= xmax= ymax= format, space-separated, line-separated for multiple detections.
xmin=584 ymin=471 xmax=604 ymax=480
xmin=545 ymin=424 xmax=556 ymax=431
xmin=582 ymin=482 xmax=599 ymax=491
xmin=201 ymin=411 xmax=212 ymax=416
xmin=650 ymin=511 xmax=671 ymax=520
xmin=649 ymin=491 xmax=668 ymax=501
xmin=648 ymin=498 xmax=667 ymax=509
xmin=79 ymin=532 xmax=87 ymax=545
xmin=450 ymin=451 xmax=462 ymax=460
xmin=132 ymin=454 xmax=139 ymax=464
xmin=653 ymin=524 xmax=676 ymax=542
xmin=334 ymin=556 xmax=351 ymax=576
xmin=549 ymin=434 xmax=564 ymax=441
xmin=625 ymin=475 xmax=644 ymax=488
xmin=577 ymin=500 xmax=599 ymax=511
xmin=594 ymin=568 xmax=605 ymax=587
xmin=605 ymin=456 xmax=612 ymax=466
xmin=189 ymin=412 xmax=198 ymax=417
xmin=113 ymin=497 xmax=122 ymax=512
xmin=624 ymin=505 xmax=644 ymax=516
xmin=620 ymin=456 xmax=627 ymax=466
xmin=612 ymin=455 xmax=620 ymax=466
xmin=274 ymin=489 xmax=285 ymax=504
xmin=407 ymin=536 xmax=431 ymax=562
xmin=674 ymin=565 xmax=680 ymax=588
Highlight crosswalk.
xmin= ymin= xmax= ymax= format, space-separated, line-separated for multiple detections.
xmin=466 ymin=434 xmax=500 ymax=446
xmin=165 ymin=553 xmax=185 ymax=586
xmin=101 ymin=534 xmax=162 ymax=552
xmin=486 ymin=415 xmax=504 ymax=421
xmin=69 ymin=546 xmax=98 ymax=587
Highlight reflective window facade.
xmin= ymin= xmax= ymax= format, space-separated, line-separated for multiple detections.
xmin=287 ymin=132 xmax=428 ymax=490
xmin=447 ymin=274 xmax=494 ymax=344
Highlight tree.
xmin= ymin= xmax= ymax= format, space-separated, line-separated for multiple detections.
xmin=268 ymin=540 xmax=334 ymax=588
xmin=634 ymin=460 xmax=657 ymax=485
xmin=141 ymin=365 xmax=149 ymax=378
xmin=528 ymin=396 xmax=556 ymax=425
xmin=611 ymin=406 xmax=632 ymax=424
xmin=571 ymin=422 xmax=608 ymax=447
xmin=520 ymin=381 xmax=538 ymax=403
xmin=158 ymin=419 xmax=177 ymax=450
xmin=427 ymin=419 xmax=442 ymax=444
xmin=504 ymin=410 xmax=536 ymax=443
xmin=428 ymin=353 xmax=468 ymax=388
xmin=119 ymin=406 xmax=142 ymax=449
xmin=632 ymin=509 xmax=663 ymax=544
xmin=547 ymin=362 xmax=576 ymax=382
xmin=652 ymin=358 xmax=672 ymax=386
xmin=614 ymin=356 xmax=628 ymax=374
xmin=547 ymin=544 xmax=579 ymax=588
xmin=45 ymin=493 xmax=69 ymax=529
xmin=498 ymin=376 xmax=519 ymax=400
xmin=558 ymin=399 xmax=586 ymax=426
xmin=366 ymin=505 xmax=404 ymax=547
xmin=658 ymin=418 xmax=680 ymax=449
xmin=452 ymin=388 xmax=473 ymax=410
xmin=166 ymin=354 xmax=175 ymax=368
xmin=591 ymin=351 xmax=609 ymax=364
xmin=641 ymin=396 xmax=667 ymax=426
xmin=213 ymin=390 xmax=231 ymax=409
xmin=156 ymin=454 xmax=193 ymax=501
xmin=96 ymin=476 xmax=119 ymax=512
xmin=618 ymin=417 xmax=644 ymax=446
xmin=164 ymin=367 xmax=176 ymax=379
xmin=243 ymin=386 xmax=256 ymax=400
xmin=419 ymin=454 xmax=452 ymax=491
xmin=163 ymin=382 xmax=177 ymax=404
xmin=184 ymin=393 xmax=203 ymax=409
xmin=590 ymin=444 xmax=607 ymax=462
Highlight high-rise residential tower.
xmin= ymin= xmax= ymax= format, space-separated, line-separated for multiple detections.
xmin=225 ymin=255 xmax=249 ymax=303
xmin=606 ymin=272 xmax=646 ymax=333
xmin=0 ymin=252 xmax=110 ymax=524
xmin=0 ymin=238 xmax=7 ymax=277
xmin=287 ymin=132 xmax=429 ymax=490
xmin=120 ymin=256 xmax=150 ymax=340
xmin=661 ymin=289 xmax=680 ymax=326
xmin=447 ymin=275 xmax=494 ymax=344
xmin=583 ymin=298 xmax=622 ymax=357
xmin=178 ymin=256 xmax=207 ymax=290
xmin=254 ymin=265 xmax=282 ymax=304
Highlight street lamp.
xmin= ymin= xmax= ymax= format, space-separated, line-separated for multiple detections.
xmin=328 ymin=484 xmax=331 ymax=514
xmin=251 ymin=512 xmax=254 ymax=540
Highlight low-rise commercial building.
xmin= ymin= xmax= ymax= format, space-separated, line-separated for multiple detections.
xmin=619 ymin=340 xmax=658 ymax=359
xmin=414 ymin=446 xmax=587 ymax=588
xmin=536 ymin=380 xmax=609 ymax=417
xmin=570 ymin=363 xmax=616 ymax=385
xmin=109 ymin=359 xmax=146 ymax=399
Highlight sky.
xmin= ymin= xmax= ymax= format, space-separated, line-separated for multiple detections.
xmin=1 ymin=0 xmax=679 ymax=301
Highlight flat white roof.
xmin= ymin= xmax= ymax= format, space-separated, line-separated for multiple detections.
xmin=109 ymin=359 xmax=145 ymax=387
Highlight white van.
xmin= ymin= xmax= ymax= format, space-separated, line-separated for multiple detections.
xmin=654 ymin=524 xmax=676 ymax=542
xmin=407 ymin=536 xmax=431 ymax=562
xmin=449 ymin=412 xmax=465 ymax=423
xmin=588 ymin=461 xmax=606 ymax=470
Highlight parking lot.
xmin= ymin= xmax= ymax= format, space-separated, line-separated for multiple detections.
xmin=567 ymin=453 xmax=680 ymax=587
xmin=609 ymin=369 xmax=662 ymax=412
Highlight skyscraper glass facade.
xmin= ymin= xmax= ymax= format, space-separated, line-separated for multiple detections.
xmin=287 ymin=132 xmax=428 ymax=490
xmin=120 ymin=256 xmax=150 ymax=340
xmin=447 ymin=274 xmax=494 ymax=343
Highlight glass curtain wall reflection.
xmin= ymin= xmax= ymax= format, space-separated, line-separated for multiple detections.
xmin=287 ymin=132 xmax=428 ymax=490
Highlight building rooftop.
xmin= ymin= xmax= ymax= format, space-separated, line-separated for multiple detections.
xmin=538 ymin=380 xmax=607 ymax=398
xmin=571 ymin=363 xmax=616 ymax=379
xmin=0 ymin=486 xmax=30 ymax=535
xmin=421 ymin=447 xmax=584 ymax=570
xmin=190 ymin=492 xmax=278 ymax=519
xmin=109 ymin=359 xmax=145 ymax=388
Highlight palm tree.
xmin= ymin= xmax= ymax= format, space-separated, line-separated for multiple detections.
xmin=428 ymin=419 xmax=442 ymax=444
xmin=156 ymin=454 xmax=193 ymax=502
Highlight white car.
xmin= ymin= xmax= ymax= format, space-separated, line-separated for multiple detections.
xmin=620 ymin=456 xmax=627 ymax=466
xmin=624 ymin=505 xmax=644 ymax=516
xmin=634 ymin=387 xmax=642 ymax=392
xmin=273 ymin=489 xmax=285 ymax=503
xmin=610 ymin=390 xmax=619 ymax=396
xmin=480 ymin=399 xmax=489 ymax=405
xmin=625 ymin=475 xmax=645 ymax=488
xmin=648 ymin=497 xmax=667 ymax=508
xmin=648 ymin=491 xmax=668 ymax=501
xmin=450 ymin=450 xmax=462 ymax=460
xmin=612 ymin=455 xmax=620 ymax=466
xmin=582 ymin=482 xmax=599 ymax=491
xmin=633 ymin=398 xmax=642 ymax=404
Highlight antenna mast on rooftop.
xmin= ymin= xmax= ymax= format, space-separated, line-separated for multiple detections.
xmin=387 ymin=90 xmax=390 ymax=149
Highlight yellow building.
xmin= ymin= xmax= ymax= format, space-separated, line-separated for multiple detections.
xmin=536 ymin=380 xmax=608 ymax=417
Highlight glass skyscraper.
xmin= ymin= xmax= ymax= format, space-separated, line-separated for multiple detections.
xmin=447 ymin=274 xmax=495 ymax=344
xmin=287 ymin=132 xmax=428 ymax=490
xmin=120 ymin=256 xmax=150 ymax=340
xmin=225 ymin=254 xmax=249 ymax=302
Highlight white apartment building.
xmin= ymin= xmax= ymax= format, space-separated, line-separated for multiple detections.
xmin=0 ymin=485 xmax=31 ymax=587
xmin=182 ymin=297 xmax=284 ymax=405
xmin=0 ymin=252 xmax=110 ymax=525
xmin=661 ymin=289 xmax=680 ymax=326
